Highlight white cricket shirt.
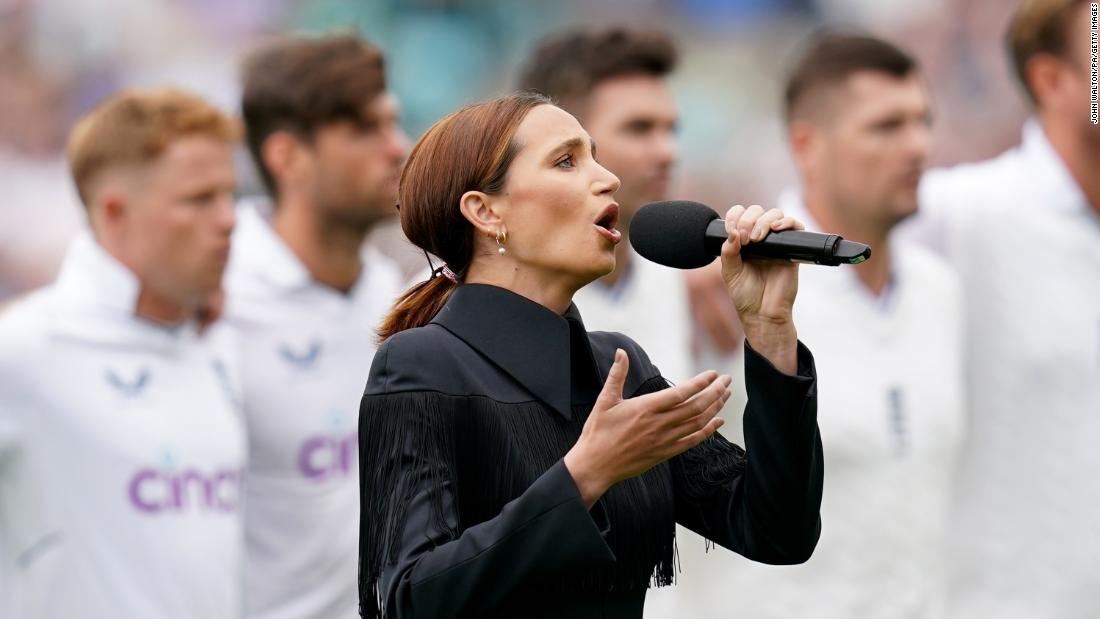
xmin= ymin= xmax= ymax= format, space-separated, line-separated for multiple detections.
xmin=645 ymin=190 xmax=966 ymax=618
xmin=223 ymin=202 xmax=403 ymax=619
xmin=905 ymin=120 xmax=1100 ymax=618
xmin=0 ymin=233 xmax=246 ymax=618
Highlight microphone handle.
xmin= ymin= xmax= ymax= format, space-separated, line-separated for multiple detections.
xmin=703 ymin=219 xmax=869 ymax=266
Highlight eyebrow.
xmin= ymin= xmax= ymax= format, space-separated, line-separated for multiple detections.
xmin=549 ymin=136 xmax=597 ymax=160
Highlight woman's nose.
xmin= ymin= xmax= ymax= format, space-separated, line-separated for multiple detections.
xmin=594 ymin=162 xmax=621 ymax=195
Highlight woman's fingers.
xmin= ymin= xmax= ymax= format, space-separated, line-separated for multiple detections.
xmin=720 ymin=232 xmax=744 ymax=284
xmin=728 ymin=206 xmax=809 ymax=244
xmin=724 ymin=204 xmax=746 ymax=239
xmin=670 ymin=415 xmax=726 ymax=456
xmin=658 ymin=391 xmax=729 ymax=461
xmin=769 ymin=215 xmax=806 ymax=232
xmin=594 ymin=348 xmax=629 ymax=411
xmin=660 ymin=374 xmax=732 ymax=426
xmin=750 ymin=209 xmax=785 ymax=241
xmin=735 ymin=205 xmax=765 ymax=244
xmin=672 ymin=388 xmax=730 ymax=438
xmin=642 ymin=369 xmax=720 ymax=411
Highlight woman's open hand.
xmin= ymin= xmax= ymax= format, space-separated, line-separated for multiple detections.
xmin=564 ymin=349 xmax=732 ymax=508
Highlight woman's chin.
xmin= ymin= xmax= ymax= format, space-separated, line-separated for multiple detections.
xmin=598 ymin=252 xmax=616 ymax=276
xmin=576 ymin=255 xmax=616 ymax=286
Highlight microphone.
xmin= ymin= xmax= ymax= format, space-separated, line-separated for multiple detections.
xmin=629 ymin=200 xmax=871 ymax=269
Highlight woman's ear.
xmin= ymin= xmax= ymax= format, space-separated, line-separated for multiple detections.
xmin=459 ymin=190 xmax=505 ymax=238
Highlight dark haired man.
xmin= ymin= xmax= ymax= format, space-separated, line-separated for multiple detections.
xmin=224 ymin=35 xmax=409 ymax=619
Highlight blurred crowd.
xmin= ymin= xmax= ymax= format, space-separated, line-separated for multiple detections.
xmin=2 ymin=0 xmax=1098 ymax=618
xmin=0 ymin=0 xmax=1028 ymax=295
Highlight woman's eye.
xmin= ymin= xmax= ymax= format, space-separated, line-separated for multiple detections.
xmin=555 ymin=155 xmax=575 ymax=169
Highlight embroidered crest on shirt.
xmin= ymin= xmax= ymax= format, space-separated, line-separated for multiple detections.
xmin=277 ymin=339 xmax=323 ymax=370
xmin=105 ymin=366 xmax=151 ymax=397
xmin=888 ymin=386 xmax=909 ymax=457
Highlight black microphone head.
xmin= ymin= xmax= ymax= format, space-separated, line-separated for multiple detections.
xmin=630 ymin=200 xmax=720 ymax=269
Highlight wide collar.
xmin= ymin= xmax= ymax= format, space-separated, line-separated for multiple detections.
xmin=431 ymin=283 xmax=592 ymax=419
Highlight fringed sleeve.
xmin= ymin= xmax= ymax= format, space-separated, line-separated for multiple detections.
xmin=358 ymin=337 xmax=616 ymax=619
xmin=358 ymin=391 xmax=458 ymax=618
xmin=656 ymin=339 xmax=823 ymax=565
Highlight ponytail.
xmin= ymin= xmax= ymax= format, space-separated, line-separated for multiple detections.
xmin=377 ymin=271 xmax=458 ymax=342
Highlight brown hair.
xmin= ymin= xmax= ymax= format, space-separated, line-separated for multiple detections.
xmin=1007 ymin=0 xmax=1085 ymax=103
xmin=783 ymin=32 xmax=917 ymax=123
xmin=517 ymin=27 xmax=677 ymax=117
xmin=241 ymin=34 xmax=386 ymax=197
xmin=377 ymin=92 xmax=553 ymax=341
xmin=66 ymin=87 xmax=238 ymax=207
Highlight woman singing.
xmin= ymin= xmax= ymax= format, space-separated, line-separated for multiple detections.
xmin=359 ymin=92 xmax=823 ymax=619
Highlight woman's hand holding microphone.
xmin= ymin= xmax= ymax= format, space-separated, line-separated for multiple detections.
xmin=720 ymin=204 xmax=802 ymax=375
xmin=565 ymin=204 xmax=802 ymax=508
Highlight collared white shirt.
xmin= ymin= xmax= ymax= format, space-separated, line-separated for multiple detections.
xmin=0 ymin=233 xmax=246 ymax=619
xmin=573 ymin=249 xmax=693 ymax=385
xmin=222 ymin=201 xmax=403 ymax=619
xmin=902 ymin=120 xmax=1100 ymax=618
xmin=646 ymin=190 xmax=966 ymax=619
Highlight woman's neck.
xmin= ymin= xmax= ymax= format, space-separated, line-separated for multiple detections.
xmin=463 ymin=258 xmax=577 ymax=315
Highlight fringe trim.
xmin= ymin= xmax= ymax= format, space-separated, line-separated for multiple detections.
xmin=634 ymin=376 xmax=749 ymax=556
xmin=359 ymin=392 xmax=459 ymax=619
xmin=358 ymin=382 xmax=689 ymax=616
xmin=632 ymin=374 xmax=748 ymax=502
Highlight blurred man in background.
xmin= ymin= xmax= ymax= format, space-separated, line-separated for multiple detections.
xmin=225 ymin=35 xmax=408 ymax=619
xmin=0 ymin=55 xmax=84 ymax=301
xmin=517 ymin=27 xmax=694 ymax=385
xmin=903 ymin=0 xmax=1100 ymax=615
xmin=651 ymin=33 xmax=967 ymax=618
xmin=0 ymin=88 xmax=244 ymax=618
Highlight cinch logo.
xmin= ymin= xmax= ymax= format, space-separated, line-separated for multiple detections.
xmin=128 ymin=466 xmax=241 ymax=514
xmin=298 ymin=432 xmax=357 ymax=481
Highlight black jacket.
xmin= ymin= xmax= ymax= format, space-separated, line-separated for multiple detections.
xmin=359 ymin=283 xmax=822 ymax=619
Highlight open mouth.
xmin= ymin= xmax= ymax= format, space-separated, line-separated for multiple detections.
xmin=594 ymin=203 xmax=622 ymax=244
